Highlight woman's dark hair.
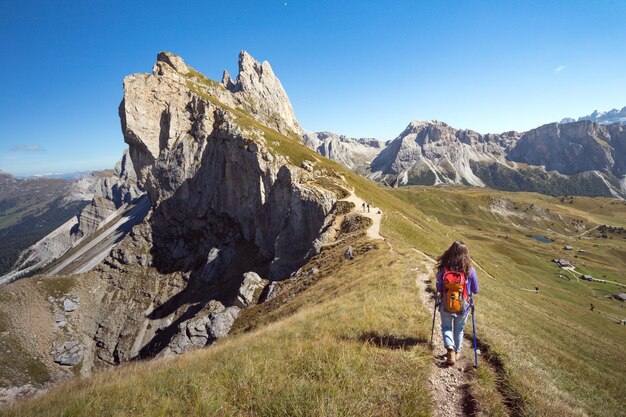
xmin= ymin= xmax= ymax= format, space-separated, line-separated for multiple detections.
xmin=436 ymin=241 xmax=472 ymax=274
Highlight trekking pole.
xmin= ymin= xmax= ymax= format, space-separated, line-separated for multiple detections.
xmin=429 ymin=293 xmax=439 ymax=348
xmin=471 ymin=296 xmax=478 ymax=368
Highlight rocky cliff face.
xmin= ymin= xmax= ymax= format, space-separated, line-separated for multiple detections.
xmin=302 ymin=131 xmax=383 ymax=173
xmin=83 ymin=50 xmax=343 ymax=367
xmin=221 ymin=51 xmax=302 ymax=135
xmin=509 ymin=121 xmax=618 ymax=175
xmin=64 ymin=148 xmax=141 ymax=205
xmin=312 ymin=119 xmax=625 ymax=198
xmin=120 ymin=51 xmax=335 ymax=279
xmin=369 ymin=120 xmax=520 ymax=187
xmin=506 ymin=121 xmax=626 ymax=196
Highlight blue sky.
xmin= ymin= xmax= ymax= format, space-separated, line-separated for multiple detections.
xmin=1 ymin=0 xmax=625 ymax=176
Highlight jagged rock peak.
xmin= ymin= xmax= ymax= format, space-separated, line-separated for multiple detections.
xmin=221 ymin=69 xmax=235 ymax=90
xmin=222 ymin=50 xmax=302 ymax=134
xmin=114 ymin=148 xmax=137 ymax=183
xmin=561 ymin=106 xmax=626 ymax=125
xmin=153 ymin=51 xmax=190 ymax=76
xmin=408 ymin=120 xmax=450 ymax=129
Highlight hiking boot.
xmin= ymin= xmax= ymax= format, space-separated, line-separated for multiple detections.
xmin=446 ymin=348 xmax=456 ymax=366
xmin=455 ymin=351 xmax=462 ymax=360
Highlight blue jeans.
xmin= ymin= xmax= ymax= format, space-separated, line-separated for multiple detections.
xmin=440 ymin=309 xmax=470 ymax=353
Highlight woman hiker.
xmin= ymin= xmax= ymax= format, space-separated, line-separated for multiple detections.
xmin=435 ymin=241 xmax=479 ymax=366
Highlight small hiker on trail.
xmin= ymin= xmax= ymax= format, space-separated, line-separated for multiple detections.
xmin=367 ymin=203 xmax=370 ymax=213
xmin=535 ymin=286 xmax=540 ymax=293
xmin=590 ymin=303 xmax=595 ymax=312
xmin=362 ymin=202 xmax=366 ymax=212
xmin=435 ymin=241 xmax=479 ymax=366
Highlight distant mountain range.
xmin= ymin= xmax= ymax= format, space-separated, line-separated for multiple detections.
xmin=560 ymin=106 xmax=626 ymax=125
xmin=304 ymin=118 xmax=626 ymax=199
xmin=0 ymin=151 xmax=142 ymax=282
xmin=19 ymin=171 xmax=93 ymax=180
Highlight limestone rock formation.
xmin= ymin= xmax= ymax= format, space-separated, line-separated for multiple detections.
xmin=302 ymin=131 xmax=383 ymax=173
xmin=370 ymin=120 xmax=520 ymax=187
xmin=120 ymin=51 xmax=337 ymax=280
xmin=509 ymin=121 xmax=623 ymax=176
xmin=235 ymin=272 xmax=268 ymax=308
xmin=74 ymin=197 xmax=117 ymax=238
xmin=317 ymin=119 xmax=626 ymax=198
xmin=64 ymin=148 xmax=141 ymax=205
xmin=221 ymin=51 xmax=302 ymax=135
xmin=83 ymin=50 xmax=343 ymax=367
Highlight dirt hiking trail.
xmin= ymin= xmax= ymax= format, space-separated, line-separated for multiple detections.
xmin=413 ymin=248 xmax=476 ymax=417
xmin=342 ymin=189 xmax=383 ymax=240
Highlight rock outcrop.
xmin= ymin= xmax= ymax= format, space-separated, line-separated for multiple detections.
xmin=85 ymin=50 xmax=343 ymax=366
xmin=222 ymin=51 xmax=302 ymax=135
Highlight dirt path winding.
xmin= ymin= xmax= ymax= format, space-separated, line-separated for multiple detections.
xmin=412 ymin=248 xmax=474 ymax=417
xmin=341 ymin=189 xmax=383 ymax=240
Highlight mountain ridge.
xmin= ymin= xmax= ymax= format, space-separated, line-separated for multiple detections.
xmin=306 ymin=118 xmax=626 ymax=198
xmin=561 ymin=106 xmax=626 ymax=125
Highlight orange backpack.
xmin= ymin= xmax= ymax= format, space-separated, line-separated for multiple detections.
xmin=442 ymin=267 xmax=469 ymax=314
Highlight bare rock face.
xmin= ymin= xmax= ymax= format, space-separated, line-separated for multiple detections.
xmin=370 ymin=120 xmax=520 ymax=187
xmin=120 ymin=51 xmax=336 ymax=280
xmin=79 ymin=51 xmax=342 ymax=366
xmin=509 ymin=121 xmax=622 ymax=175
xmin=65 ymin=148 xmax=141 ymax=206
xmin=222 ymin=51 xmax=302 ymax=135
xmin=302 ymin=131 xmax=383 ymax=173
xmin=362 ymin=119 xmax=625 ymax=198
xmin=74 ymin=197 xmax=116 ymax=238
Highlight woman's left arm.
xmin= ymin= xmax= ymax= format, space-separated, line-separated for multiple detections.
xmin=469 ymin=268 xmax=479 ymax=295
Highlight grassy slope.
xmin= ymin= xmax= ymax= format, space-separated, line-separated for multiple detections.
xmin=3 ymin=239 xmax=436 ymax=416
xmin=4 ymin=64 xmax=625 ymax=416
xmin=394 ymin=186 xmax=626 ymax=416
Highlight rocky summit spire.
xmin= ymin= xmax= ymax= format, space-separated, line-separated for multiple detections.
xmin=222 ymin=50 xmax=302 ymax=135
xmin=153 ymin=51 xmax=190 ymax=78
xmin=221 ymin=69 xmax=235 ymax=90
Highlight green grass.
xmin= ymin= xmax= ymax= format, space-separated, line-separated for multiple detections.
xmin=0 ymin=292 xmax=50 ymax=388
xmin=3 ymin=247 xmax=435 ymax=417
xmin=395 ymin=186 xmax=626 ymax=416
